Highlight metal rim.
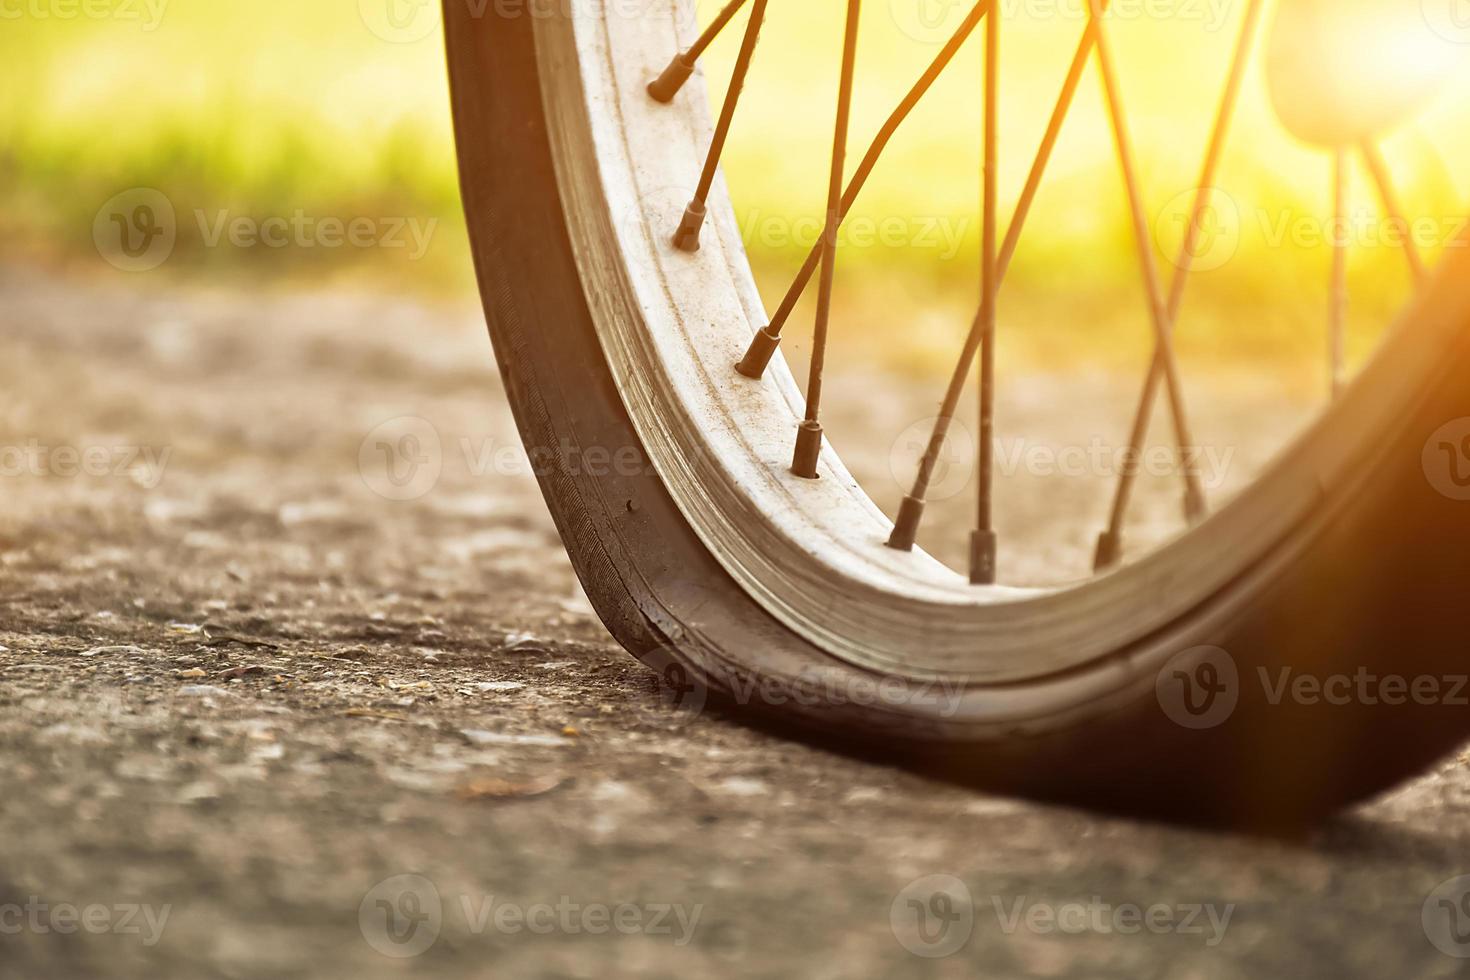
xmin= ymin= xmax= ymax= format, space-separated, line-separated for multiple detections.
xmin=530 ymin=0 xmax=1466 ymax=682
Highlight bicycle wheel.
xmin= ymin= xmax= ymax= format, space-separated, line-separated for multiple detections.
xmin=443 ymin=0 xmax=1470 ymax=827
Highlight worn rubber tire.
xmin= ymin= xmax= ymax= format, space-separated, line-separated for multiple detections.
xmin=443 ymin=1 xmax=1470 ymax=829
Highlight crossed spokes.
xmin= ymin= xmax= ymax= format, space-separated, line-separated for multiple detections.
xmin=648 ymin=0 xmax=1452 ymax=583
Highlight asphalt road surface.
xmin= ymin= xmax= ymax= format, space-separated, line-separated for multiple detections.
xmin=1 ymin=265 xmax=1468 ymax=979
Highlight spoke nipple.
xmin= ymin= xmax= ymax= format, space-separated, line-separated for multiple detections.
xmin=1093 ymin=530 xmax=1122 ymax=572
xmin=885 ymin=495 xmax=926 ymax=552
xmin=672 ymin=200 xmax=708 ymax=253
xmin=969 ymin=530 xmax=998 ymax=586
xmin=790 ymin=421 xmax=824 ymax=480
xmin=1184 ymin=486 xmax=1208 ymax=526
xmin=735 ymin=326 xmax=781 ymax=379
xmin=647 ymin=52 xmax=697 ymax=104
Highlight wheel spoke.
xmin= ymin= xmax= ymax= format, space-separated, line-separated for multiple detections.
xmin=998 ymin=0 xmax=1113 ymax=280
xmin=737 ymin=0 xmax=993 ymax=379
xmin=1361 ymin=140 xmax=1429 ymax=288
xmin=1330 ymin=148 xmax=1350 ymax=399
xmin=648 ymin=0 xmax=753 ymax=104
xmin=790 ymin=0 xmax=864 ymax=479
xmin=651 ymin=0 xmax=1449 ymax=584
xmin=971 ymin=8 xmax=1001 ymax=586
xmin=672 ymin=0 xmax=770 ymax=253
xmin=888 ymin=10 xmax=1110 ymax=554
xmin=1091 ymin=0 xmax=1265 ymax=571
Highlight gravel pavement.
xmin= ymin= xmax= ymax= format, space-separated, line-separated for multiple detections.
xmin=1 ymin=265 xmax=1468 ymax=979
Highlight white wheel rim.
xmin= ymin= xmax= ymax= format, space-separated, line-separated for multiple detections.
xmin=528 ymin=0 xmax=1470 ymax=682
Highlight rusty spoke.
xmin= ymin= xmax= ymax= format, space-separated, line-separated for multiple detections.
xmin=790 ymin=0 xmax=863 ymax=479
xmin=1092 ymin=0 xmax=1266 ymax=571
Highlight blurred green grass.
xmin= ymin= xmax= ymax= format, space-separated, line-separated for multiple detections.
xmin=2 ymin=0 xmax=1466 ymax=379
xmin=0 ymin=4 xmax=465 ymax=288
